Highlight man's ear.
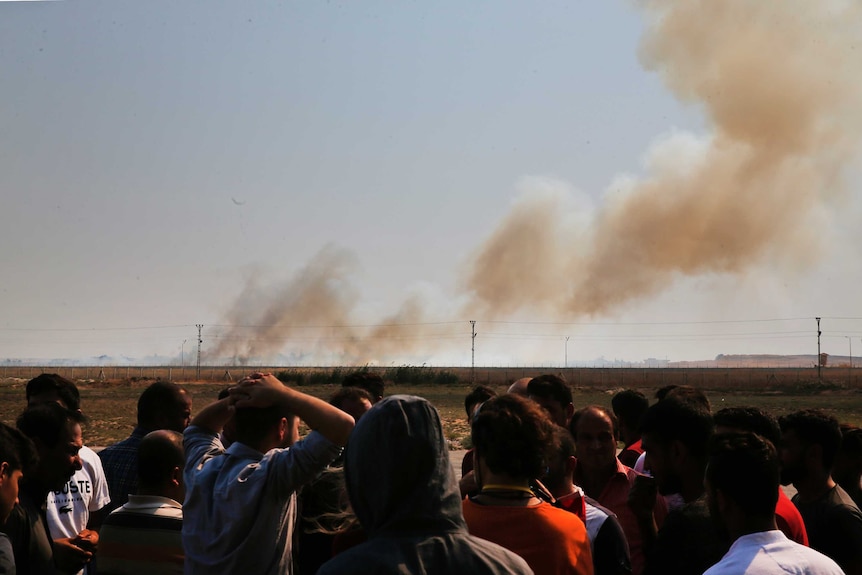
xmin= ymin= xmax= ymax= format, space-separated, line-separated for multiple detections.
xmin=276 ymin=417 xmax=288 ymax=442
xmin=565 ymin=403 xmax=575 ymax=423
xmin=565 ymin=455 xmax=577 ymax=476
xmin=170 ymin=466 xmax=182 ymax=487
xmin=0 ymin=461 xmax=8 ymax=482
xmin=669 ymin=439 xmax=687 ymax=467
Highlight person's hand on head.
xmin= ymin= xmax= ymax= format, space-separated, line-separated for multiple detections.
xmin=230 ymin=373 xmax=286 ymax=409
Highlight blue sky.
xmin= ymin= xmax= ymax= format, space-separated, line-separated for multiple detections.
xmin=2 ymin=1 xmax=860 ymax=366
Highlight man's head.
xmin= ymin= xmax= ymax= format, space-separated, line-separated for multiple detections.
xmin=639 ymin=397 xmax=713 ymax=497
xmin=507 ymin=377 xmax=532 ymax=397
xmin=0 ymin=422 xmax=38 ymax=523
xmin=26 ymin=373 xmax=81 ymax=411
xmin=137 ymin=381 xmax=192 ymax=433
xmin=342 ymin=372 xmax=384 ymax=403
xmin=329 ymin=386 xmax=374 ymax=422
xmin=778 ymin=409 xmax=841 ymax=487
xmin=706 ymin=432 xmax=779 ymax=534
xmin=464 ymin=385 xmax=496 ymax=419
xmin=833 ymin=425 xmax=862 ymax=491
xmin=543 ymin=426 xmax=577 ymax=496
xmin=471 ymin=394 xmax=556 ymax=482
xmin=611 ymin=389 xmax=649 ymax=445
xmin=137 ymin=430 xmax=185 ymax=502
xmin=570 ymin=406 xmax=619 ymax=473
xmin=713 ymin=406 xmax=781 ymax=447
xmin=527 ymin=374 xmax=574 ymax=427
xmin=234 ymin=404 xmax=298 ymax=451
xmin=16 ymin=403 xmax=84 ymax=492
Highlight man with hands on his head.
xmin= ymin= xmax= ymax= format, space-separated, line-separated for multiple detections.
xmin=182 ymin=372 xmax=355 ymax=575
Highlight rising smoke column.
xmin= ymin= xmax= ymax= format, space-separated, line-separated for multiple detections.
xmin=465 ymin=0 xmax=862 ymax=317
xmin=212 ymin=245 xmax=361 ymax=363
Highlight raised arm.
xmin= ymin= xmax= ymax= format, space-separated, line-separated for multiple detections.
xmin=189 ymin=397 xmax=233 ymax=436
xmin=232 ymin=373 xmax=355 ymax=446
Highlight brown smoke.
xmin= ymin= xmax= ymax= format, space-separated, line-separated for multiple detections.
xmin=213 ymin=247 xmax=452 ymax=364
xmin=465 ymin=0 xmax=862 ymax=317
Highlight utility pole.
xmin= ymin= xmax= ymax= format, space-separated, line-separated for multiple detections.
xmin=565 ymin=336 xmax=570 ymax=368
xmin=470 ymin=320 xmax=477 ymax=384
xmin=196 ymin=324 xmax=203 ymax=380
xmin=816 ymin=317 xmax=821 ymax=382
xmin=847 ymin=335 xmax=853 ymax=385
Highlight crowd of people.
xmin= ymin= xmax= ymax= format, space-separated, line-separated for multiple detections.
xmin=2 ymin=371 xmax=862 ymax=574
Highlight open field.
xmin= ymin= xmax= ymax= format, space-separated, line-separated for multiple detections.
xmin=3 ymin=366 xmax=862 ymax=449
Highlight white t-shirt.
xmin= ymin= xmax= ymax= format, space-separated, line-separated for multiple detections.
xmin=703 ymin=530 xmax=843 ymax=575
xmin=46 ymin=445 xmax=111 ymax=539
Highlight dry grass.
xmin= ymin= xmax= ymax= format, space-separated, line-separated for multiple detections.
xmin=3 ymin=374 xmax=862 ymax=449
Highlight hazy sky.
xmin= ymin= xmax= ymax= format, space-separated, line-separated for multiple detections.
xmin=2 ymin=0 xmax=861 ymax=366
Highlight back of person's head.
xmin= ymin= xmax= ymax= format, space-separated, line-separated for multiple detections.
xmin=779 ymin=409 xmax=842 ymax=470
xmin=707 ymin=431 xmax=779 ymax=518
xmin=26 ymin=373 xmax=81 ymax=411
xmin=640 ymin=396 xmax=713 ymax=458
xmin=137 ymin=381 xmax=190 ymax=432
xmin=527 ymin=374 xmax=572 ymax=407
xmin=464 ymin=385 xmax=496 ymax=419
xmin=569 ymin=405 xmax=620 ymax=442
xmin=714 ymin=406 xmax=781 ymax=447
xmin=507 ymin=377 xmax=532 ymax=397
xmin=137 ymin=430 xmax=185 ymax=492
xmin=655 ymin=385 xmax=679 ymax=401
xmin=543 ymin=426 xmax=576 ymax=493
xmin=0 ymin=421 xmax=38 ymax=476
xmin=471 ymin=394 xmax=556 ymax=480
xmin=342 ymin=372 xmax=385 ymax=403
xmin=17 ymin=403 xmax=83 ymax=449
xmin=329 ymin=386 xmax=374 ymax=422
xmin=234 ymin=404 xmax=294 ymax=448
xmin=611 ymin=389 xmax=649 ymax=434
xmin=840 ymin=425 xmax=862 ymax=458
xmin=344 ymin=395 xmax=462 ymax=535
xmin=663 ymin=385 xmax=711 ymax=412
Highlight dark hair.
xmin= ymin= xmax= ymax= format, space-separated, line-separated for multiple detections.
xmin=779 ymin=409 xmax=842 ymax=470
xmin=234 ymin=405 xmax=292 ymax=446
xmin=342 ymin=372 xmax=385 ymax=401
xmin=137 ymin=381 xmax=186 ymax=428
xmin=707 ymin=432 xmax=779 ymax=517
xmin=217 ymin=386 xmax=231 ymax=401
xmin=17 ymin=403 xmax=84 ymax=449
xmin=655 ymin=385 xmax=678 ymax=401
xmin=329 ymin=386 xmax=374 ymax=410
xmin=471 ymin=394 xmax=556 ymax=480
xmin=611 ymin=390 xmax=649 ymax=433
xmin=663 ymin=385 xmax=711 ymax=412
xmin=640 ymin=397 xmax=713 ymax=458
xmin=840 ymin=425 xmax=862 ymax=457
xmin=464 ymin=385 xmax=497 ymax=418
xmin=527 ymin=374 xmax=572 ymax=407
xmin=714 ymin=407 xmax=781 ymax=447
xmin=26 ymin=373 xmax=81 ymax=412
xmin=137 ymin=430 xmax=185 ymax=489
xmin=0 ymin=422 xmax=38 ymax=475
xmin=570 ymin=405 xmax=620 ymax=441
xmin=543 ymin=426 xmax=576 ymax=492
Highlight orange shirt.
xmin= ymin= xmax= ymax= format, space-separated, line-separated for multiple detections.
xmin=463 ymin=498 xmax=594 ymax=575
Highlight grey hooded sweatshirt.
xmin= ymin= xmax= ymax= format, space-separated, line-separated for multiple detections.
xmin=318 ymin=394 xmax=534 ymax=575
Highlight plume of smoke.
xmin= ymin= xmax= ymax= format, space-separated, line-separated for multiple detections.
xmin=212 ymin=245 xmax=361 ymax=363
xmin=464 ymin=0 xmax=862 ymax=317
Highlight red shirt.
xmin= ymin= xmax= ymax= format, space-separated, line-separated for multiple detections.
xmin=618 ymin=439 xmax=644 ymax=469
xmin=776 ymin=487 xmax=808 ymax=546
xmin=575 ymin=459 xmax=666 ymax=575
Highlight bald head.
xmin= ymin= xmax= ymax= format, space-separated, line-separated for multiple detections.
xmin=507 ymin=377 xmax=532 ymax=397
xmin=137 ymin=430 xmax=185 ymax=497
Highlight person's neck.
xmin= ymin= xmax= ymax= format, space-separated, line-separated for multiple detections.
xmin=731 ymin=515 xmax=777 ymax=540
xmin=794 ymin=471 xmax=835 ymax=503
xmin=680 ymin=464 xmax=707 ymax=503
xmin=548 ymin=478 xmax=576 ymax=500
xmin=576 ymin=460 xmax=616 ymax=499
